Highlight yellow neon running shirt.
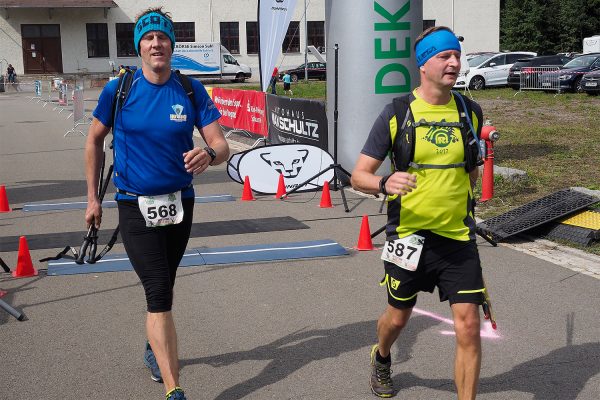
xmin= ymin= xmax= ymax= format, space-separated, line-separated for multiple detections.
xmin=393 ymin=90 xmax=479 ymax=241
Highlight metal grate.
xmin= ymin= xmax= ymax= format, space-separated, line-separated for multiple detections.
xmin=477 ymin=189 xmax=599 ymax=241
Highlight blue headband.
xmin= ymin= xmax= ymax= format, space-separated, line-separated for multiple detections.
xmin=415 ymin=30 xmax=461 ymax=67
xmin=133 ymin=12 xmax=175 ymax=55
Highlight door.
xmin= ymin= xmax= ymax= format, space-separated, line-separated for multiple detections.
xmin=22 ymin=24 xmax=63 ymax=74
xmin=221 ymin=54 xmax=238 ymax=77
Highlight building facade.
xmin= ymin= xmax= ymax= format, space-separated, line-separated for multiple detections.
xmin=0 ymin=0 xmax=499 ymax=77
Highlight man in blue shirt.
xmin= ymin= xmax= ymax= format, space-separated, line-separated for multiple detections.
xmin=84 ymin=7 xmax=229 ymax=400
xmin=282 ymin=72 xmax=293 ymax=96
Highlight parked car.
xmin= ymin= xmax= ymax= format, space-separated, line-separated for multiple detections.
xmin=581 ymin=70 xmax=600 ymax=95
xmin=280 ymin=62 xmax=326 ymax=82
xmin=538 ymin=53 xmax=600 ymax=92
xmin=508 ymin=55 xmax=572 ymax=89
xmin=455 ymin=51 xmax=536 ymax=90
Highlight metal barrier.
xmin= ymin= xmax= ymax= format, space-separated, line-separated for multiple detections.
xmin=64 ymin=87 xmax=91 ymax=137
xmin=515 ymin=66 xmax=561 ymax=95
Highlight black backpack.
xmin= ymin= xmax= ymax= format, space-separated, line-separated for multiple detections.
xmin=390 ymin=90 xmax=483 ymax=173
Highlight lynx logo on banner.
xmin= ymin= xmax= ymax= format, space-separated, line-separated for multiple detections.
xmin=227 ymin=144 xmax=334 ymax=194
xmin=266 ymin=94 xmax=328 ymax=151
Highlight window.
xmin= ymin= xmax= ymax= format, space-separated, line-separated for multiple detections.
xmin=86 ymin=23 xmax=109 ymax=58
xmin=223 ymin=54 xmax=238 ymax=65
xmin=307 ymin=21 xmax=325 ymax=52
xmin=220 ymin=22 xmax=239 ymax=54
xmin=174 ymin=22 xmax=195 ymax=42
xmin=246 ymin=22 xmax=259 ymax=54
xmin=506 ymin=54 xmax=523 ymax=64
xmin=282 ymin=21 xmax=300 ymax=53
xmin=487 ymin=54 xmax=506 ymax=66
xmin=22 ymin=24 xmax=60 ymax=38
xmin=116 ymin=23 xmax=136 ymax=57
xmin=423 ymin=20 xmax=436 ymax=31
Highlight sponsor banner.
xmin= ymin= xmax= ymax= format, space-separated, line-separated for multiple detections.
xmin=266 ymin=94 xmax=328 ymax=151
xmin=258 ymin=0 xmax=298 ymax=91
xmin=34 ymin=80 xmax=42 ymax=97
xmin=212 ymin=88 xmax=267 ymax=136
xmin=173 ymin=42 xmax=221 ymax=76
xmin=227 ymin=144 xmax=335 ymax=194
xmin=58 ymin=83 xmax=68 ymax=106
xmin=73 ymin=88 xmax=85 ymax=122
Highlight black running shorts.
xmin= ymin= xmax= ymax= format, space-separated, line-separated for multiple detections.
xmin=117 ymin=198 xmax=194 ymax=313
xmin=381 ymin=230 xmax=484 ymax=309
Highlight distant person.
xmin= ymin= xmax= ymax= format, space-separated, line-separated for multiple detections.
xmin=282 ymin=72 xmax=293 ymax=96
xmin=6 ymin=64 xmax=16 ymax=83
xmin=118 ymin=65 xmax=127 ymax=77
xmin=85 ymin=6 xmax=229 ymax=400
xmin=269 ymin=67 xmax=278 ymax=94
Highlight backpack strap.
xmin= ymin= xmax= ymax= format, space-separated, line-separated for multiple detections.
xmin=452 ymin=91 xmax=484 ymax=171
xmin=111 ymin=69 xmax=134 ymax=129
xmin=175 ymin=70 xmax=196 ymax=109
xmin=390 ymin=93 xmax=415 ymax=172
xmin=451 ymin=90 xmax=481 ymax=152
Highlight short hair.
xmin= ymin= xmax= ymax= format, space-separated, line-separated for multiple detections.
xmin=414 ymin=26 xmax=455 ymax=51
xmin=134 ymin=7 xmax=172 ymax=25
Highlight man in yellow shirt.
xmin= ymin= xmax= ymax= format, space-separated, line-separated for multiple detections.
xmin=351 ymin=26 xmax=484 ymax=400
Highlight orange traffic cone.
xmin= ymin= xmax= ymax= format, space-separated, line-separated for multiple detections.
xmin=355 ymin=215 xmax=375 ymax=251
xmin=12 ymin=236 xmax=38 ymax=278
xmin=241 ymin=176 xmax=255 ymax=201
xmin=319 ymin=181 xmax=333 ymax=208
xmin=275 ymin=174 xmax=286 ymax=199
xmin=0 ymin=185 xmax=11 ymax=213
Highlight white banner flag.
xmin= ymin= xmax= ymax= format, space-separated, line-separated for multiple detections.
xmin=258 ymin=0 xmax=298 ymax=92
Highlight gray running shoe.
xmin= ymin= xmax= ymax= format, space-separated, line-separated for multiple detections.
xmin=144 ymin=341 xmax=163 ymax=383
xmin=370 ymin=344 xmax=395 ymax=398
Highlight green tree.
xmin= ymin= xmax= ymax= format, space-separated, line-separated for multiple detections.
xmin=558 ymin=0 xmax=585 ymax=52
xmin=500 ymin=0 xmax=546 ymax=53
xmin=501 ymin=0 xmax=600 ymax=53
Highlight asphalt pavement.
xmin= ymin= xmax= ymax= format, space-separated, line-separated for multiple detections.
xmin=1 ymin=88 xmax=599 ymax=400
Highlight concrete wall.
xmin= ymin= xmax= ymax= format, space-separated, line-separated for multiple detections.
xmin=0 ymin=0 xmax=499 ymax=76
xmin=423 ymin=0 xmax=500 ymax=54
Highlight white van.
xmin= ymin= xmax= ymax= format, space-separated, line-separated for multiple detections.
xmin=455 ymin=51 xmax=537 ymax=90
xmin=172 ymin=43 xmax=252 ymax=82
xmin=220 ymin=46 xmax=252 ymax=82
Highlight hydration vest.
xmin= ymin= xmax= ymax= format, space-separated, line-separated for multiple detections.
xmin=390 ymin=90 xmax=483 ymax=173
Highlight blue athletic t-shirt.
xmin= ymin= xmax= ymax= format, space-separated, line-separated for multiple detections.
xmin=93 ymin=69 xmax=221 ymax=200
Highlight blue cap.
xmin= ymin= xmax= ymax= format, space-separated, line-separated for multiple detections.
xmin=415 ymin=29 xmax=461 ymax=67
xmin=133 ymin=12 xmax=175 ymax=56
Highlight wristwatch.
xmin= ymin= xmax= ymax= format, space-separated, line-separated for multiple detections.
xmin=204 ymin=146 xmax=217 ymax=165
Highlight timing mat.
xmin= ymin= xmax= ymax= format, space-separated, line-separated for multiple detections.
xmin=46 ymin=239 xmax=348 ymax=276
xmin=22 ymin=194 xmax=235 ymax=212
